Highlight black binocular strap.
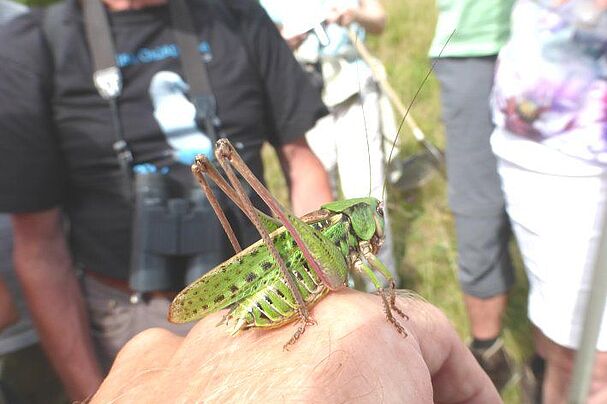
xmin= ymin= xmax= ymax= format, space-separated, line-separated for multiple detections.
xmin=168 ymin=0 xmax=221 ymax=142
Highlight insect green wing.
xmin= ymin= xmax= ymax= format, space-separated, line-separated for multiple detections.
xmin=169 ymin=227 xmax=290 ymax=323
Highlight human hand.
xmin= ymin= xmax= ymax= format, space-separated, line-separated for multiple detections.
xmin=283 ymin=31 xmax=309 ymax=51
xmin=325 ymin=0 xmax=386 ymax=34
xmin=91 ymin=289 xmax=500 ymax=403
xmin=326 ymin=6 xmax=359 ymax=27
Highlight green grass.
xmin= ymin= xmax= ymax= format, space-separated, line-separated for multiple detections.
xmin=12 ymin=0 xmax=54 ymax=6
xmin=266 ymin=1 xmax=533 ymax=402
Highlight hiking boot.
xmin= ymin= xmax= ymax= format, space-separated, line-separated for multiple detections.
xmin=469 ymin=338 xmax=514 ymax=392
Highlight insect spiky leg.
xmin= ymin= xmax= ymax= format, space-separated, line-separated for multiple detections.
xmin=283 ymin=316 xmax=317 ymax=350
xmin=388 ymin=280 xmax=408 ymax=320
xmin=215 ymin=139 xmax=349 ymax=291
xmin=192 ymin=156 xmax=242 ymax=253
xmin=379 ymin=288 xmax=408 ymax=337
xmin=213 ymin=140 xmax=317 ymax=330
xmin=357 ymin=242 xmax=409 ymax=328
xmin=284 ymin=325 xmax=305 ymax=351
xmin=353 ymin=258 xmax=407 ymax=337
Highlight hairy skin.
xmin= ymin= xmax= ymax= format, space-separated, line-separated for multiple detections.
xmin=93 ymin=290 xmax=500 ymax=403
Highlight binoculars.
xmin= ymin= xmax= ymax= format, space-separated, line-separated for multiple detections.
xmin=129 ymin=168 xmax=225 ymax=293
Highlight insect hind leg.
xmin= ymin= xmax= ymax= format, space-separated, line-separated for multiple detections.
xmin=379 ymin=287 xmax=408 ymax=337
xmin=192 ymin=156 xmax=242 ymax=253
xmin=213 ymin=139 xmax=315 ymax=331
xmin=388 ymin=280 xmax=408 ymax=320
xmin=283 ymin=316 xmax=318 ymax=351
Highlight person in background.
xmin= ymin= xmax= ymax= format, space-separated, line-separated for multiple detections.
xmin=0 ymin=0 xmax=332 ymax=401
xmin=0 ymin=215 xmax=67 ymax=404
xmin=260 ymin=0 xmax=400 ymax=288
xmin=490 ymin=0 xmax=607 ymax=401
xmin=0 ymin=3 xmax=68 ymax=403
xmin=428 ymin=0 xmax=518 ymax=394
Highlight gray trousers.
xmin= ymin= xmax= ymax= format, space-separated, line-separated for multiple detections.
xmin=82 ymin=275 xmax=194 ymax=372
xmin=434 ymin=56 xmax=514 ymax=298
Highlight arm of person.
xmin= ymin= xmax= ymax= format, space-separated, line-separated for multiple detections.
xmin=11 ymin=208 xmax=103 ymax=401
xmin=328 ymin=0 xmax=386 ymax=34
xmin=92 ymin=289 xmax=499 ymax=403
xmin=278 ymin=137 xmax=333 ymax=216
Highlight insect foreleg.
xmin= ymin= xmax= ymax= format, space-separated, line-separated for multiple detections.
xmin=359 ymin=241 xmax=393 ymax=282
xmin=360 ymin=245 xmax=408 ymax=319
xmin=352 ymin=257 xmax=408 ymax=337
xmin=357 ymin=239 xmax=409 ymax=326
xmin=352 ymin=257 xmax=384 ymax=290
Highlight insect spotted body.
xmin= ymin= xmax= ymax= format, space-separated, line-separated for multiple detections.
xmin=168 ymin=139 xmax=407 ymax=347
xmin=169 ymin=196 xmax=388 ymax=335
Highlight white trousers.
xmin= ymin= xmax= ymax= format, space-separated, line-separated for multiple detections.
xmin=492 ymin=128 xmax=607 ymax=350
xmin=306 ymin=79 xmax=398 ymax=285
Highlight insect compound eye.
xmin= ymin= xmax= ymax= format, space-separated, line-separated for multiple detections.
xmin=376 ymin=202 xmax=384 ymax=218
xmin=374 ymin=201 xmax=385 ymax=240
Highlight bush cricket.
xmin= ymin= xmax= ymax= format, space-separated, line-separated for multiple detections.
xmin=168 ymin=139 xmax=408 ymax=348
xmin=166 ymin=24 xmax=446 ymax=348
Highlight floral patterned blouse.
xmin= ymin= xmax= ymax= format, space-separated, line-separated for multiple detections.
xmin=491 ymin=0 xmax=607 ymax=165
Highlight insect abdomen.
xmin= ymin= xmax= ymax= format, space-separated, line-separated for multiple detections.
xmin=226 ymin=255 xmax=329 ymax=332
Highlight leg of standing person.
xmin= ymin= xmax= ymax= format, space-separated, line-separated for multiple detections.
xmin=536 ymin=332 xmax=607 ymax=404
xmin=495 ymin=147 xmax=607 ymax=403
xmin=434 ymin=56 xmax=515 ymax=390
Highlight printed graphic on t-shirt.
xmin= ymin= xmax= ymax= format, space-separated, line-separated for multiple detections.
xmin=149 ymin=71 xmax=213 ymax=165
xmin=116 ymin=41 xmax=212 ymax=68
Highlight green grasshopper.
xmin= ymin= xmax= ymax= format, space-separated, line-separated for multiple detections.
xmin=168 ymin=139 xmax=407 ymax=347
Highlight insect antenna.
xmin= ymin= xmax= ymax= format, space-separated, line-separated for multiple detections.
xmin=350 ymin=29 xmax=373 ymax=198
xmin=379 ymin=30 xmax=455 ymax=201
xmin=382 ymin=60 xmax=435 ymax=200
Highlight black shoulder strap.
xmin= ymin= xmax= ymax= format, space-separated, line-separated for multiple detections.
xmin=169 ymin=0 xmax=221 ymax=142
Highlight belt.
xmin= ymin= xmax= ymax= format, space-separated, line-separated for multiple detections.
xmin=85 ymin=271 xmax=178 ymax=301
